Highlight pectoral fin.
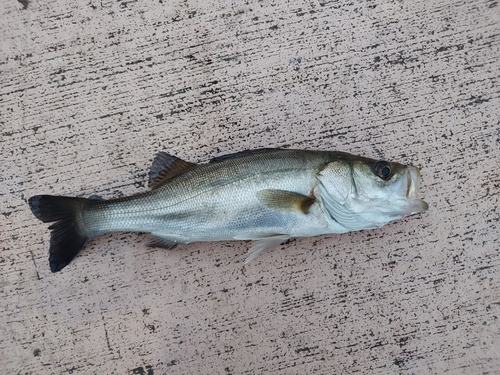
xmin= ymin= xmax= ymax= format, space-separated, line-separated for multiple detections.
xmin=245 ymin=235 xmax=291 ymax=264
xmin=257 ymin=189 xmax=315 ymax=214
xmin=149 ymin=152 xmax=197 ymax=189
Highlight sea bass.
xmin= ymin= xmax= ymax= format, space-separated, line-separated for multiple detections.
xmin=29 ymin=148 xmax=428 ymax=272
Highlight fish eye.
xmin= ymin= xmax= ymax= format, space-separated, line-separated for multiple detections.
xmin=374 ymin=162 xmax=393 ymax=180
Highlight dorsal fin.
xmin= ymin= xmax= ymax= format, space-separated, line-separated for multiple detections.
xmin=148 ymin=151 xmax=197 ymax=189
xmin=209 ymin=148 xmax=283 ymax=163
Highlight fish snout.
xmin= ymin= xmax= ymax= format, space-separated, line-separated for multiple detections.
xmin=407 ymin=166 xmax=421 ymax=198
xmin=389 ymin=166 xmax=428 ymax=213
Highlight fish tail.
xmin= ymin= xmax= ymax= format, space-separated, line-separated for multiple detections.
xmin=28 ymin=195 xmax=97 ymax=272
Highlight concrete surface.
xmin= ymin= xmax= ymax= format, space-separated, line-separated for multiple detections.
xmin=1 ymin=0 xmax=499 ymax=374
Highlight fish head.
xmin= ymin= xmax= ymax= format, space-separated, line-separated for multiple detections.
xmin=317 ymin=156 xmax=428 ymax=231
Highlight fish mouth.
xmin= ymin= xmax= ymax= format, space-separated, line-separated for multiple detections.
xmin=406 ymin=166 xmax=420 ymax=198
xmin=390 ymin=166 xmax=428 ymax=213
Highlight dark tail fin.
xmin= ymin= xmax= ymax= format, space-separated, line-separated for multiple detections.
xmin=28 ymin=195 xmax=96 ymax=272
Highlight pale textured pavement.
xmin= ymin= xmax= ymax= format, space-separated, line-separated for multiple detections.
xmin=1 ymin=0 xmax=499 ymax=374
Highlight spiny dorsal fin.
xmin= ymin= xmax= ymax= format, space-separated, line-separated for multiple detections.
xmin=209 ymin=148 xmax=282 ymax=163
xmin=256 ymin=189 xmax=315 ymax=214
xmin=148 ymin=151 xmax=197 ymax=189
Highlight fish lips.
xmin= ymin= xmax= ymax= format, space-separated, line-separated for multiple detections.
xmin=390 ymin=166 xmax=429 ymax=215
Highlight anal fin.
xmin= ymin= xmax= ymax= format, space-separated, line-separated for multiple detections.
xmin=147 ymin=234 xmax=180 ymax=250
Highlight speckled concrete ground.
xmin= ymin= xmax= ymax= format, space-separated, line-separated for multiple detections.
xmin=1 ymin=0 xmax=499 ymax=374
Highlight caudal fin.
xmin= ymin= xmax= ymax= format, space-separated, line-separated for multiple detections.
xmin=28 ymin=195 xmax=95 ymax=272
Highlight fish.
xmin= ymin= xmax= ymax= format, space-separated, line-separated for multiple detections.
xmin=28 ymin=148 xmax=428 ymax=272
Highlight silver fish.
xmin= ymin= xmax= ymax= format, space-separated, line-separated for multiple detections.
xmin=29 ymin=148 xmax=428 ymax=272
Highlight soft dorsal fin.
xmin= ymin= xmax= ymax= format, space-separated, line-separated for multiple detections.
xmin=148 ymin=151 xmax=197 ymax=189
xmin=256 ymin=189 xmax=315 ymax=214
